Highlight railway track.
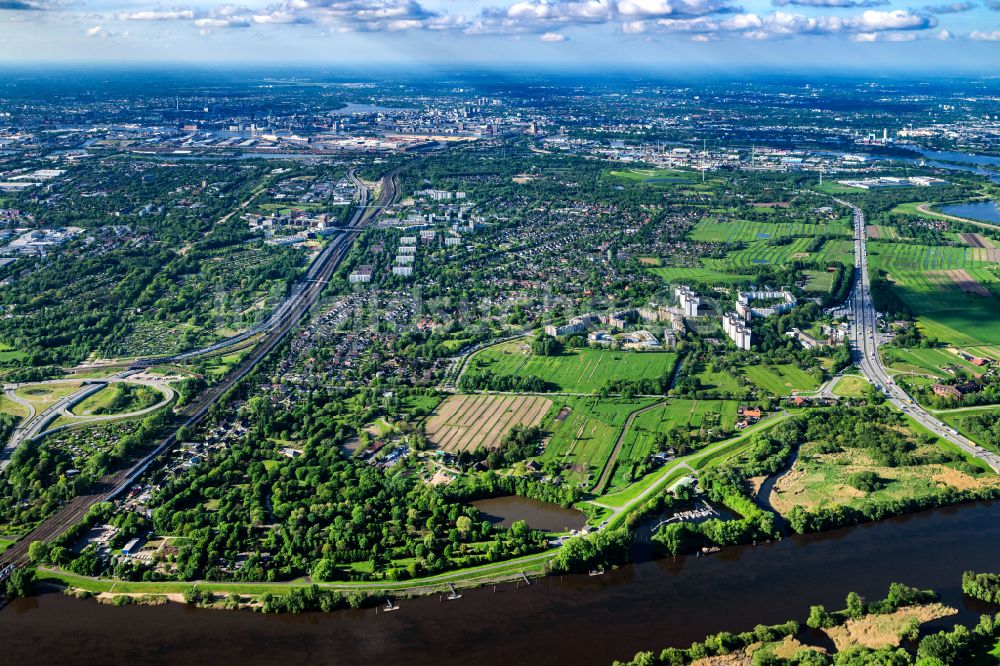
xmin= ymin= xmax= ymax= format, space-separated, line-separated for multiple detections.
xmin=0 ymin=167 xmax=401 ymax=569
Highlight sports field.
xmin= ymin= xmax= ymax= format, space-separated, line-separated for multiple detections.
xmin=540 ymin=397 xmax=655 ymax=486
xmin=425 ymin=394 xmax=553 ymax=453
xmin=465 ymin=341 xmax=678 ymax=394
xmin=743 ymin=363 xmax=821 ymax=395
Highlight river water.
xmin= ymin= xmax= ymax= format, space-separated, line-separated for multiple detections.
xmin=3 ymin=500 xmax=999 ymax=665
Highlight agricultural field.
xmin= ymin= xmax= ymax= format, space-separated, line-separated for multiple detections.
xmin=464 ymin=341 xmax=678 ymax=394
xmin=701 ymin=237 xmax=853 ymax=270
xmin=540 ymin=396 xmax=655 ymax=487
xmin=425 ymin=394 xmax=553 ymax=453
xmin=769 ymin=441 xmax=1000 ymax=515
xmin=743 ymin=363 xmax=821 ymax=396
xmin=688 ymin=217 xmax=850 ymax=244
xmin=881 ymin=347 xmax=985 ymax=378
xmin=608 ymin=399 xmax=739 ymax=489
xmin=870 ymin=241 xmax=1000 ymax=346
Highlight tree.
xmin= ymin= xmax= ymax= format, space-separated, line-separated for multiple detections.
xmin=846 ymin=591 xmax=865 ymax=620
xmin=806 ymin=604 xmax=835 ymax=629
xmin=28 ymin=540 xmax=50 ymax=564
xmin=4 ymin=568 xmax=36 ymax=599
xmin=455 ymin=515 xmax=472 ymax=535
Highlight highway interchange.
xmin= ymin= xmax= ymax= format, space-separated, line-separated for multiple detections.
xmin=0 ymin=165 xmax=401 ymax=569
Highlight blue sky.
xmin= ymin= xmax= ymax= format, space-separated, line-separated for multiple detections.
xmin=1 ymin=0 xmax=998 ymax=65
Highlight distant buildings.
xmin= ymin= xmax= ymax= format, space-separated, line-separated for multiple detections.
xmin=349 ymin=265 xmax=373 ymax=284
xmin=723 ymin=312 xmax=752 ymax=350
xmin=674 ymin=285 xmax=701 ymax=318
xmin=736 ymin=290 xmax=796 ymax=320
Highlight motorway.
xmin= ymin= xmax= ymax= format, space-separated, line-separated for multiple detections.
xmin=841 ymin=198 xmax=1000 ymax=473
xmin=0 ymin=166 xmax=401 ymax=569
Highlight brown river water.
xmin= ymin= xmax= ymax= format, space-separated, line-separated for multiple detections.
xmin=2 ymin=500 xmax=1000 ymax=666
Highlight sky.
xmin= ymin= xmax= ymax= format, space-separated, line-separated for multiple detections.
xmin=1 ymin=0 xmax=999 ymax=66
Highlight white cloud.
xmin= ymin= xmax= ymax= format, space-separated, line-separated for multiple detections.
xmin=773 ymin=0 xmax=888 ymax=7
xmin=969 ymin=29 xmax=1000 ymax=38
xmin=539 ymin=29 xmax=568 ymax=38
xmin=921 ymin=1 xmax=975 ymax=12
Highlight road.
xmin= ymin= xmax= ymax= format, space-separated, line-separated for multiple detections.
xmin=0 ymin=166 xmax=402 ymax=569
xmin=839 ymin=198 xmax=1000 ymax=473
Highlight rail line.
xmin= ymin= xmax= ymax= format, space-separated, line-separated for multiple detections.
xmin=0 ymin=166 xmax=402 ymax=569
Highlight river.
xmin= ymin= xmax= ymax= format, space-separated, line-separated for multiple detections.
xmin=3 ymin=500 xmax=999 ymax=665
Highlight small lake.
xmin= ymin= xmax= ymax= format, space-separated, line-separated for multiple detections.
xmin=471 ymin=496 xmax=586 ymax=533
xmin=939 ymin=201 xmax=1000 ymax=224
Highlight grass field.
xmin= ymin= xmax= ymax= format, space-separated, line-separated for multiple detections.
xmin=607 ymin=399 xmax=739 ymax=489
xmin=0 ymin=343 xmax=26 ymax=364
xmin=0 ymin=394 xmax=28 ymax=419
xmin=881 ymin=347 xmax=985 ymax=378
xmin=688 ymin=218 xmax=850 ymax=244
xmin=743 ymin=363 xmax=821 ymax=396
xmin=605 ymin=167 xmax=700 ymax=184
xmin=72 ymin=383 xmax=164 ymax=416
xmin=465 ymin=341 xmax=678 ymax=394
xmin=803 ymin=269 xmax=837 ymax=293
xmin=687 ymin=361 xmax=750 ymax=396
xmin=425 ymin=394 xmax=553 ymax=453
xmin=649 ymin=266 xmax=752 ymax=286
xmin=869 ymin=240 xmax=1000 ymax=346
xmin=770 ymin=442 xmax=1000 ymax=515
xmin=14 ymin=381 xmax=84 ymax=413
xmin=832 ymin=375 xmax=869 ymax=398
xmin=540 ymin=397 xmax=655 ymax=487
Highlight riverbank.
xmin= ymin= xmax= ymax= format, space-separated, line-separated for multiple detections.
xmin=5 ymin=499 xmax=1000 ymax=666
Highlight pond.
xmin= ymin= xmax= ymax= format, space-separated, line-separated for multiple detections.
xmin=471 ymin=495 xmax=587 ymax=533
xmin=939 ymin=201 xmax=1000 ymax=225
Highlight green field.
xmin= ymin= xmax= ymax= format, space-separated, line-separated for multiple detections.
xmin=605 ymin=167 xmax=699 ymax=184
xmin=649 ymin=266 xmax=752 ymax=285
xmin=540 ymin=397 xmax=655 ymax=486
xmin=689 ymin=363 xmax=750 ymax=396
xmin=743 ymin=363 xmax=821 ymax=396
xmin=0 ymin=343 xmax=26 ymax=364
xmin=465 ymin=341 xmax=678 ymax=394
xmin=868 ymin=240 xmax=1000 ymax=346
xmin=608 ymin=399 xmax=739 ymax=489
xmin=832 ymin=375 xmax=869 ymax=398
xmin=882 ymin=347 xmax=984 ymax=378
xmin=688 ymin=217 xmax=850 ymax=244
xmin=72 ymin=383 xmax=164 ymax=416
xmin=803 ymin=269 xmax=837 ymax=292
